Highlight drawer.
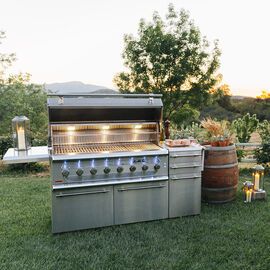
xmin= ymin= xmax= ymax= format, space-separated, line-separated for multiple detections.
xmin=169 ymin=176 xmax=201 ymax=218
xmin=114 ymin=181 xmax=168 ymax=225
xmin=169 ymin=162 xmax=202 ymax=175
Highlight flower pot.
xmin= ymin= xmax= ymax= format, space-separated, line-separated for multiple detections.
xmin=210 ymin=141 xmax=219 ymax=147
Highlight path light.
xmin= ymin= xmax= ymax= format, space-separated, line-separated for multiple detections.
xmin=12 ymin=116 xmax=31 ymax=151
xmin=252 ymin=165 xmax=266 ymax=200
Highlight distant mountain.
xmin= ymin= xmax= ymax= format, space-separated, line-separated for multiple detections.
xmin=44 ymin=81 xmax=118 ymax=94
xmin=231 ymin=95 xmax=254 ymax=100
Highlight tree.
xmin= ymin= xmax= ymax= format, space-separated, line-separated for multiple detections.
xmin=0 ymin=31 xmax=16 ymax=83
xmin=256 ymin=90 xmax=270 ymax=100
xmin=0 ymin=31 xmax=47 ymax=144
xmin=114 ymin=4 xmax=221 ymax=120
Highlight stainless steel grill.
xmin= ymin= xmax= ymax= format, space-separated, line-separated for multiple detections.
xmin=48 ymin=93 xmax=170 ymax=233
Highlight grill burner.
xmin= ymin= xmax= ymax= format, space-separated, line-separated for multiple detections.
xmin=54 ymin=142 xmax=161 ymax=155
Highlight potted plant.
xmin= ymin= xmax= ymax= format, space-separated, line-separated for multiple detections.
xmin=201 ymin=118 xmax=233 ymax=147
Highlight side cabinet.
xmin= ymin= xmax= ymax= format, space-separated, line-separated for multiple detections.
xmin=114 ymin=181 xmax=168 ymax=225
xmin=168 ymin=149 xmax=203 ymax=218
xmin=52 ymin=186 xmax=114 ymax=233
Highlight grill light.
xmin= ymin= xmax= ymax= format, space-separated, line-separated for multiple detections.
xmin=117 ymin=158 xmax=121 ymax=166
xmin=91 ymin=159 xmax=95 ymax=167
xmin=134 ymin=125 xmax=142 ymax=129
xmin=102 ymin=125 xmax=110 ymax=130
xmin=129 ymin=157 xmax=134 ymax=165
xmin=67 ymin=126 xmax=75 ymax=131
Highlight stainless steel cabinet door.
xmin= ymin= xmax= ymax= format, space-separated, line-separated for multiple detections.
xmin=52 ymin=186 xmax=113 ymax=233
xmin=169 ymin=176 xmax=201 ymax=218
xmin=114 ymin=181 xmax=168 ymax=225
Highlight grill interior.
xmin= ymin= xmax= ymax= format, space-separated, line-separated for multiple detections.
xmin=53 ymin=143 xmax=161 ymax=155
xmin=51 ymin=122 xmax=161 ymax=155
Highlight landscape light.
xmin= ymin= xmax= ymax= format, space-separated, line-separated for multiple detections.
xmin=12 ymin=116 xmax=31 ymax=151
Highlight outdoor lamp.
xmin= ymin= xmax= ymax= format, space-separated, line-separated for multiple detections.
xmin=252 ymin=165 xmax=265 ymax=191
xmin=242 ymin=181 xmax=253 ymax=203
xmin=12 ymin=116 xmax=31 ymax=151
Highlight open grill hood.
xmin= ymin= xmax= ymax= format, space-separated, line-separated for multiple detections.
xmin=47 ymin=94 xmax=163 ymax=123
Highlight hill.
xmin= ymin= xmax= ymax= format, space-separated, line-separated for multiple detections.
xmin=44 ymin=81 xmax=118 ymax=94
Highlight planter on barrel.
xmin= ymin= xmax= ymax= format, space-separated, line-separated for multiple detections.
xmin=202 ymin=144 xmax=239 ymax=203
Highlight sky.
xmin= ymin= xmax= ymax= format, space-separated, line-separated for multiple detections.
xmin=1 ymin=0 xmax=270 ymax=97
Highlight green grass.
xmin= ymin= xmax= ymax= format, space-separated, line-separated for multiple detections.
xmin=1 ymin=174 xmax=270 ymax=270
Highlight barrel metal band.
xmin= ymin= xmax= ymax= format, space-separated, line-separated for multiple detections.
xmin=204 ymin=163 xmax=238 ymax=169
xmin=201 ymin=184 xmax=238 ymax=192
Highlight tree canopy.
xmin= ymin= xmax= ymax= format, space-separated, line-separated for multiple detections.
xmin=114 ymin=4 xmax=221 ymax=121
xmin=0 ymin=32 xmax=47 ymax=144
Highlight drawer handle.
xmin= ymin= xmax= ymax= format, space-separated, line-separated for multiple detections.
xmin=171 ymin=154 xmax=201 ymax=158
xmin=170 ymin=164 xmax=200 ymax=169
xmin=56 ymin=189 xmax=110 ymax=197
xmin=171 ymin=176 xmax=201 ymax=180
xmin=118 ymin=184 xmax=166 ymax=192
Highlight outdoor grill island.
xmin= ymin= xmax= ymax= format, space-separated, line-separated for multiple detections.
xmin=3 ymin=93 xmax=204 ymax=233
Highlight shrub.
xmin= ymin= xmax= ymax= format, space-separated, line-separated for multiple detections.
xmin=258 ymin=120 xmax=270 ymax=143
xmin=232 ymin=113 xmax=259 ymax=143
xmin=0 ymin=136 xmax=13 ymax=158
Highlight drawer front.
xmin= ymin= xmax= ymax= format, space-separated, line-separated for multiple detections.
xmin=114 ymin=181 xmax=168 ymax=225
xmin=169 ymin=176 xmax=201 ymax=218
xmin=169 ymin=163 xmax=202 ymax=176
xmin=52 ymin=186 xmax=114 ymax=233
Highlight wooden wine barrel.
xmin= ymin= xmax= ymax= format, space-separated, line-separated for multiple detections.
xmin=202 ymin=144 xmax=239 ymax=203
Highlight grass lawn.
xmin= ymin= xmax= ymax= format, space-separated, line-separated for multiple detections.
xmin=1 ymin=173 xmax=270 ymax=270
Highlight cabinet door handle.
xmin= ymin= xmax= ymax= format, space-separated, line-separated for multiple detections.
xmin=56 ymin=189 xmax=110 ymax=197
xmin=170 ymin=154 xmax=201 ymax=158
xmin=118 ymin=184 xmax=166 ymax=192
xmin=201 ymin=148 xmax=205 ymax=171
xmin=170 ymin=164 xmax=200 ymax=169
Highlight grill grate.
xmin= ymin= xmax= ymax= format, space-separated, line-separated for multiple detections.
xmin=53 ymin=143 xmax=161 ymax=155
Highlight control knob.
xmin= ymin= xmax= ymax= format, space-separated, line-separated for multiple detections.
xmin=129 ymin=165 xmax=136 ymax=172
xmin=117 ymin=166 xmax=124 ymax=173
xmin=76 ymin=167 xmax=84 ymax=176
xmin=154 ymin=164 xmax=161 ymax=171
xmin=104 ymin=167 xmax=111 ymax=174
xmin=142 ymin=164 xmax=149 ymax=171
xmin=90 ymin=167 xmax=97 ymax=175
xmin=62 ymin=168 xmax=70 ymax=178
